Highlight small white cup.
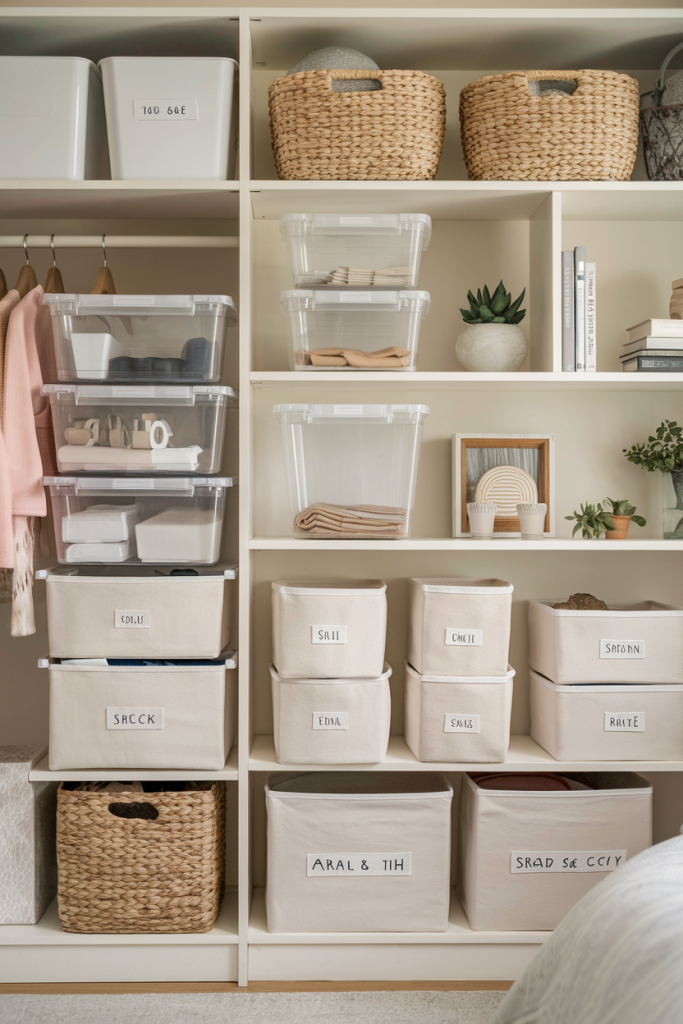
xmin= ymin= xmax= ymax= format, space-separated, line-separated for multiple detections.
xmin=516 ymin=502 xmax=547 ymax=539
xmin=467 ymin=501 xmax=498 ymax=539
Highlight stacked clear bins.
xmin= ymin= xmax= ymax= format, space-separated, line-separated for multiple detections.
xmin=528 ymin=600 xmax=683 ymax=760
xmin=405 ymin=579 xmax=515 ymax=763
xmin=279 ymin=214 xmax=432 ymax=370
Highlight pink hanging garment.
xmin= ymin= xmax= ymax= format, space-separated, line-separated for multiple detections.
xmin=0 ymin=289 xmax=20 ymax=577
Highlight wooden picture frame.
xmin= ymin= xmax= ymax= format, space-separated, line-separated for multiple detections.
xmin=453 ymin=433 xmax=555 ymax=537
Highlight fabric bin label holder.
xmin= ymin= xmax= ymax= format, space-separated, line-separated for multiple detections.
xmin=312 ymin=626 xmax=347 ymax=644
xmin=43 ymin=384 xmax=236 ymax=407
xmin=43 ymin=294 xmax=237 ymax=321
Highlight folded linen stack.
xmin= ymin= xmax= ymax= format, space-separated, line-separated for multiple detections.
xmin=294 ymin=502 xmax=408 ymax=538
xmin=323 ymin=265 xmax=412 ymax=287
xmin=298 ymin=345 xmax=411 ymax=368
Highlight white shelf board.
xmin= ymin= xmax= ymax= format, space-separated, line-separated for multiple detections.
xmin=248 ymin=889 xmax=549 ymax=946
xmin=249 ymin=538 xmax=683 ymax=552
xmin=250 ymin=734 xmax=683 ymax=773
xmin=0 ymin=892 xmax=238 ymax=946
xmin=0 ymin=181 xmax=239 ymax=220
xmin=29 ymin=745 xmax=239 ymax=782
xmin=250 ymin=371 xmax=683 ymax=391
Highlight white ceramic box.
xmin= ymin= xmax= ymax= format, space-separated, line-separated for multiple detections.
xmin=458 ymin=771 xmax=652 ymax=931
xmin=271 ymin=663 xmax=391 ymax=764
xmin=0 ymin=57 xmax=108 ymax=180
xmin=266 ymin=772 xmax=453 ymax=933
xmin=0 ymin=746 xmax=57 ymax=925
xmin=46 ymin=654 xmax=236 ymax=771
xmin=272 ymin=579 xmax=387 ymax=679
xmin=404 ymin=662 xmax=514 ymax=763
xmin=43 ymin=566 xmax=234 ymax=658
xmin=529 ymin=600 xmax=683 ymax=684
xmin=530 ymin=669 xmax=683 ymax=761
xmin=408 ymin=578 xmax=513 ymax=677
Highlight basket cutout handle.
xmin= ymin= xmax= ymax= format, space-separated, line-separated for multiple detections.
xmin=653 ymin=40 xmax=683 ymax=106
xmin=108 ymin=801 xmax=159 ymax=821
xmin=325 ymin=69 xmax=384 ymax=94
xmin=526 ymin=71 xmax=579 ymax=98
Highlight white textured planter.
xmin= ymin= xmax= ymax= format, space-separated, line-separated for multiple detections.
xmin=456 ymin=323 xmax=528 ymax=372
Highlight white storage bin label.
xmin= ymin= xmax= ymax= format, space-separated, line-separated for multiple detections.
xmin=307 ymin=853 xmax=411 ymax=876
xmin=445 ymin=628 xmax=483 ymax=647
xmin=115 ymin=609 xmax=150 ymax=628
xmin=312 ymin=712 xmax=349 ymax=730
xmin=511 ymin=850 xmax=626 ymax=874
xmin=134 ymin=99 xmax=198 ymax=121
xmin=106 ymin=707 xmax=163 ymax=729
xmin=444 ymin=713 xmax=480 ymax=733
xmin=311 ymin=625 xmax=347 ymax=644
xmin=600 ymin=639 xmax=645 ymax=659
xmin=604 ymin=712 xmax=645 ymax=732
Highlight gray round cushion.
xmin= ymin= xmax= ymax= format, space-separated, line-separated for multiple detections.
xmin=287 ymin=46 xmax=381 ymax=92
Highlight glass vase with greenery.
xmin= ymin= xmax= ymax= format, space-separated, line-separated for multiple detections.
xmin=623 ymin=419 xmax=683 ymax=539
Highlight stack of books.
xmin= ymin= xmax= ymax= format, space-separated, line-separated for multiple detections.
xmin=622 ymin=319 xmax=683 ymax=373
xmin=562 ymin=247 xmax=596 ymax=372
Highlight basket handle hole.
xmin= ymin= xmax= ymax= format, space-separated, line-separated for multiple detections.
xmin=529 ymin=79 xmax=578 ymax=98
xmin=108 ymin=801 xmax=159 ymax=820
xmin=331 ymin=79 xmax=383 ymax=94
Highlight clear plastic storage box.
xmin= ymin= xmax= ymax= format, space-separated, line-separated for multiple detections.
xmin=43 ymin=294 xmax=237 ymax=382
xmin=45 ymin=476 xmax=234 ymax=565
xmin=282 ymin=290 xmax=429 ymax=370
xmin=274 ymin=404 xmax=429 ymax=540
xmin=280 ymin=214 xmax=431 ymax=289
xmin=44 ymin=384 xmax=235 ymax=475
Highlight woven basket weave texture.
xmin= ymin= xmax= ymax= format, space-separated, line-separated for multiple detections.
xmin=460 ymin=69 xmax=640 ymax=181
xmin=56 ymin=782 xmax=225 ymax=933
xmin=269 ymin=69 xmax=446 ymax=180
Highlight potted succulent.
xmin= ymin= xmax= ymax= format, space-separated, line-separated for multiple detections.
xmin=565 ymin=502 xmax=616 ymax=539
xmin=602 ymin=497 xmax=646 ymax=539
xmin=623 ymin=419 xmax=683 ymax=539
xmin=457 ymin=281 xmax=528 ymax=372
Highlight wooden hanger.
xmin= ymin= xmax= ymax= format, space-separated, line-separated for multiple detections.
xmin=91 ymin=234 xmax=116 ymax=295
xmin=44 ymin=234 xmax=65 ymax=294
xmin=0 ymin=268 xmax=7 ymax=300
xmin=14 ymin=234 xmax=38 ymax=299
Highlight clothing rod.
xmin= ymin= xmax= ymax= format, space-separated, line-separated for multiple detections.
xmin=0 ymin=236 xmax=238 ymax=249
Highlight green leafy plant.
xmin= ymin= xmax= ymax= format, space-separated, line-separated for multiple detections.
xmin=622 ymin=420 xmax=683 ymax=475
xmin=565 ymin=502 xmax=616 ymax=539
xmin=460 ymin=281 xmax=526 ymax=325
xmin=603 ymin=497 xmax=646 ymax=527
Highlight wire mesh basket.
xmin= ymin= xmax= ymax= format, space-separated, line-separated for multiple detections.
xmin=641 ymin=41 xmax=683 ymax=180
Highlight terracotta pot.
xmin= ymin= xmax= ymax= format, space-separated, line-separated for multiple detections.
xmin=607 ymin=514 xmax=631 ymax=540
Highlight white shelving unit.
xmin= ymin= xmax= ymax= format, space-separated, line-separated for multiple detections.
xmin=2 ymin=4 xmax=683 ymax=991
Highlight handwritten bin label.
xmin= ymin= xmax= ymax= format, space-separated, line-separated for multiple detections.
xmin=445 ymin=628 xmax=483 ymax=647
xmin=604 ymin=712 xmax=645 ymax=732
xmin=600 ymin=639 xmax=645 ymax=659
xmin=106 ymin=707 xmax=163 ymax=730
xmin=444 ymin=713 xmax=480 ymax=733
xmin=311 ymin=625 xmax=347 ymax=644
xmin=115 ymin=609 xmax=150 ymax=628
xmin=511 ymin=850 xmax=626 ymax=874
xmin=134 ymin=99 xmax=198 ymax=121
xmin=307 ymin=853 xmax=411 ymax=876
xmin=312 ymin=712 xmax=349 ymax=730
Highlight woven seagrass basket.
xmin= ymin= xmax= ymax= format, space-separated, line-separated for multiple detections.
xmin=460 ymin=70 xmax=640 ymax=181
xmin=56 ymin=781 xmax=225 ymax=933
xmin=269 ymin=69 xmax=446 ymax=180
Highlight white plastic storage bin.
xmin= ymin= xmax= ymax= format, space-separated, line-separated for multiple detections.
xmin=44 ymin=294 xmax=237 ymax=383
xmin=45 ymin=653 xmax=236 ymax=771
xmin=272 ymin=579 xmax=387 ymax=679
xmin=404 ymin=662 xmax=514 ymax=763
xmin=408 ymin=578 xmax=513 ymax=677
xmin=0 ymin=57 xmax=108 ymax=180
xmin=100 ymin=57 xmax=237 ymax=180
xmin=42 ymin=565 xmax=234 ymax=658
xmin=266 ymin=772 xmax=453 ymax=933
xmin=0 ymin=746 xmax=57 ymax=925
xmin=45 ymin=476 xmax=234 ymax=565
xmin=282 ymin=290 xmax=429 ymax=370
xmin=271 ymin=663 xmax=391 ymax=765
xmin=279 ymin=213 xmax=431 ymax=289
xmin=529 ymin=600 xmax=683 ymax=684
xmin=530 ymin=669 xmax=683 ymax=762
xmin=458 ymin=771 xmax=652 ymax=931
xmin=44 ymin=384 xmax=235 ymax=475
xmin=274 ymin=404 xmax=428 ymax=540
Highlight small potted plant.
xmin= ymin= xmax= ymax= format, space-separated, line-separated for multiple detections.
xmin=457 ymin=281 xmax=528 ymax=372
xmin=602 ymin=497 xmax=646 ymax=539
xmin=623 ymin=420 xmax=683 ymax=539
xmin=565 ymin=502 xmax=616 ymax=539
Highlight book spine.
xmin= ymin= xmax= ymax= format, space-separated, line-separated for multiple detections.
xmin=562 ymin=251 xmax=575 ymax=371
xmin=585 ymin=262 xmax=596 ymax=372
xmin=634 ymin=357 xmax=683 ymax=371
xmin=574 ymin=246 xmax=586 ymax=372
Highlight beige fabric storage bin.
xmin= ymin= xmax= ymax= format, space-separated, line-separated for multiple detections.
xmin=46 ymin=654 xmax=236 ymax=770
xmin=43 ymin=566 xmax=234 ymax=659
xmin=529 ymin=600 xmax=683 ymax=684
xmin=272 ymin=579 xmax=387 ymax=679
xmin=458 ymin=771 xmax=652 ymax=931
xmin=408 ymin=578 xmax=513 ymax=676
xmin=530 ymin=669 xmax=683 ymax=761
xmin=271 ymin=663 xmax=391 ymax=765
xmin=404 ymin=662 xmax=514 ymax=763
xmin=266 ymin=771 xmax=453 ymax=933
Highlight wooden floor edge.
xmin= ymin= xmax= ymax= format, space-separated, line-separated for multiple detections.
xmin=0 ymin=981 xmax=514 ymax=994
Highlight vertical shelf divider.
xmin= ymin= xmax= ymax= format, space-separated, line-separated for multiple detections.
xmin=529 ymin=190 xmax=563 ymax=371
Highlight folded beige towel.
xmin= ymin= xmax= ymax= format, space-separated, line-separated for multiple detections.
xmin=324 ymin=266 xmax=412 ymax=287
xmin=295 ymin=503 xmax=408 ymax=538
xmin=306 ymin=346 xmax=411 ymax=369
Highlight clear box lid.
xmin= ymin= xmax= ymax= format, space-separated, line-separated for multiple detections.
xmin=280 ymin=290 xmax=430 ymax=312
xmin=42 ymin=294 xmax=237 ymax=322
xmin=279 ymin=213 xmax=432 ymax=247
xmin=44 ymin=476 xmax=236 ymax=495
xmin=43 ymin=384 xmax=237 ymax=406
xmin=273 ymin=403 xmax=429 ymax=424
xmin=36 ymin=564 xmax=237 ymax=580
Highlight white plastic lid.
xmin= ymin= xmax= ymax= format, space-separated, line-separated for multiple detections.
xmin=411 ymin=577 xmax=514 ymax=595
xmin=43 ymin=384 xmax=236 ymax=405
xmin=44 ymin=476 xmax=235 ymax=494
xmin=270 ymin=661 xmax=392 ymax=685
xmin=279 ymin=213 xmax=431 ymax=247
xmin=280 ymin=289 xmax=430 ymax=312
xmin=273 ymin=403 xmax=429 ymax=424
xmin=273 ymin=579 xmax=386 ymax=596
xmin=42 ymin=294 xmax=237 ymax=322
